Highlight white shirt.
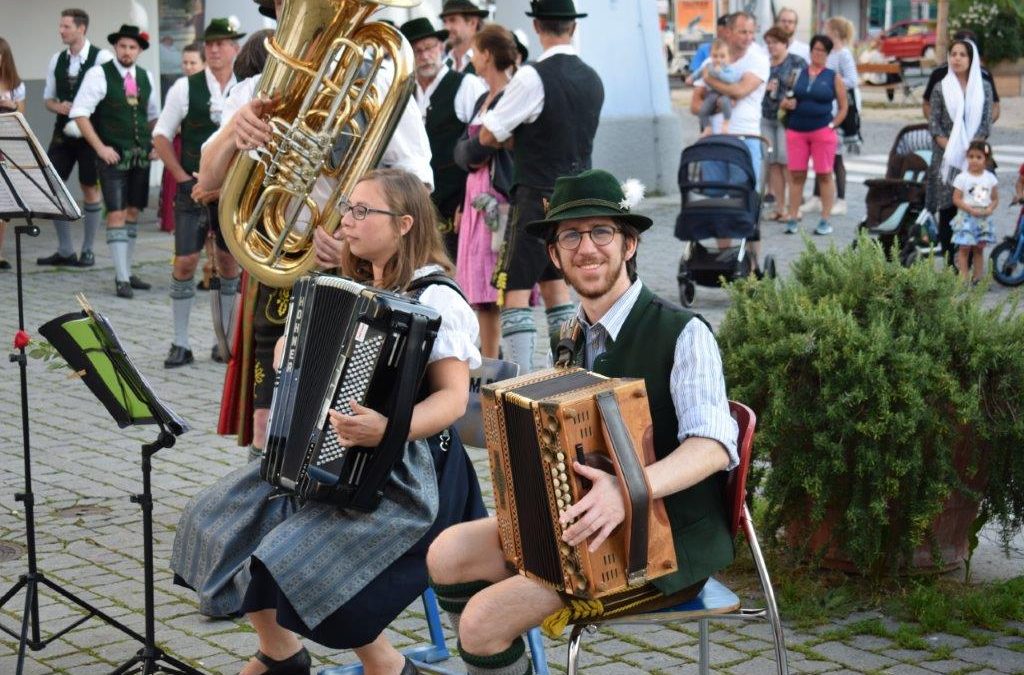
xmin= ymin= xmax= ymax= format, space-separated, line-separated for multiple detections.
xmin=413 ymin=265 xmax=481 ymax=368
xmin=153 ymin=68 xmax=237 ymax=141
xmin=697 ymin=44 xmax=769 ymax=136
xmin=414 ymin=65 xmax=487 ymax=124
xmin=0 ymin=83 xmax=26 ymax=105
xmin=43 ymin=40 xmax=114 ymax=101
xmin=789 ymin=39 xmax=810 ymax=63
xmin=445 ymin=48 xmax=474 ymax=74
xmin=69 ymin=61 xmax=161 ymax=122
xmin=481 ymin=43 xmax=577 ymax=142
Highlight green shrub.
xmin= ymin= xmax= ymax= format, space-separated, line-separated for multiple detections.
xmin=951 ymin=1 xmax=1024 ymax=64
xmin=718 ymin=238 xmax=1024 ymax=574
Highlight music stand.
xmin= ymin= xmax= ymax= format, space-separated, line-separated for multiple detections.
xmin=37 ymin=295 xmax=200 ymax=675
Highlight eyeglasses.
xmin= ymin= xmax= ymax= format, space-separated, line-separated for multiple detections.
xmin=555 ymin=225 xmax=620 ymax=250
xmin=338 ymin=200 xmax=400 ymax=221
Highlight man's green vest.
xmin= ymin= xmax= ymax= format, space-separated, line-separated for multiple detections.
xmin=93 ymin=62 xmax=152 ymax=154
xmin=425 ymin=69 xmax=469 ymax=217
xmin=552 ymin=285 xmax=735 ymax=594
xmin=53 ymin=44 xmax=100 ymax=132
xmin=180 ymin=71 xmax=218 ymax=175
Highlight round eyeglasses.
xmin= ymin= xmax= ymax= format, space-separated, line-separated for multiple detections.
xmin=555 ymin=225 xmax=620 ymax=250
xmin=338 ymin=200 xmax=400 ymax=221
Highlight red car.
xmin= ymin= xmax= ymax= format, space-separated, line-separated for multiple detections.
xmin=878 ymin=20 xmax=937 ymax=61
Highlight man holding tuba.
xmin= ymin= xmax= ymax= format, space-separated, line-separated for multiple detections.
xmin=153 ymin=17 xmax=244 ymax=368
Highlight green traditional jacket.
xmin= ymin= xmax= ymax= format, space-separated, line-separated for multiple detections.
xmin=552 ymin=284 xmax=735 ymax=594
xmin=92 ymin=61 xmax=152 ymax=156
xmin=180 ymin=71 xmax=219 ymax=175
xmin=53 ymin=44 xmax=100 ymax=133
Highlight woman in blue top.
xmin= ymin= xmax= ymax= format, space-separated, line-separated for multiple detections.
xmin=780 ymin=34 xmax=848 ymax=236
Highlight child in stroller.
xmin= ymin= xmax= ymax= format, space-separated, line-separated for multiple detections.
xmin=675 ymin=134 xmax=776 ymax=306
xmin=857 ymin=123 xmax=933 ymax=265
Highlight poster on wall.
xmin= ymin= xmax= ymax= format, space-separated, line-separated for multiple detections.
xmin=158 ymin=0 xmax=204 ymax=97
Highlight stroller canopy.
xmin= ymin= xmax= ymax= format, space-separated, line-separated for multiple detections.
xmin=675 ymin=135 xmax=761 ymax=241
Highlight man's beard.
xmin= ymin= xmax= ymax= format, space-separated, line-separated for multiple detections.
xmin=118 ymin=55 xmax=136 ymax=67
xmin=564 ymin=255 xmax=625 ymax=299
xmin=416 ymin=62 xmax=440 ymax=80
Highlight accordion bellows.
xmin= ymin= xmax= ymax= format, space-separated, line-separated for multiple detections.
xmin=482 ymin=367 xmax=677 ymax=599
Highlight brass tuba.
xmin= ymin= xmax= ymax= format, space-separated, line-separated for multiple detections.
xmin=219 ymin=0 xmax=419 ymax=288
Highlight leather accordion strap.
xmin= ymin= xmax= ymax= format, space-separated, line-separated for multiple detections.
xmin=595 ymin=390 xmax=650 ymax=586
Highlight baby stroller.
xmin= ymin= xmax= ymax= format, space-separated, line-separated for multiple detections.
xmin=857 ymin=123 xmax=934 ymax=266
xmin=675 ymin=134 xmax=775 ymax=306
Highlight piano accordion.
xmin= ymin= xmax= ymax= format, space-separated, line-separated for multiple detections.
xmin=262 ymin=275 xmax=441 ymax=512
xmin=482 ymin=367 xmax=677 ymax=599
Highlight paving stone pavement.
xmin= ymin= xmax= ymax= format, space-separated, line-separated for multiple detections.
xmin=2 ymin=111 xmax=1023 ymax=673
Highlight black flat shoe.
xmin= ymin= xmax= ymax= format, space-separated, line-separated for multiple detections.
xmin=77 ymin=250 xmax=95 ymax=267
xmin=163 ymin=344 xmax=194 ymax=368
xmin=0 ymin=258 xmax=10 ymax=270
xmin=37 ymin=252 xmax=78 ymax=266
xmin=115 ymin=280 xmax=134 ymax=298
xmin=211 ymin=344 xmax=226 ymax=363
xmin=129 ymin=274 xmax=151 ymax=290
xmin=253 ymin=646 xmax=311 ymax=675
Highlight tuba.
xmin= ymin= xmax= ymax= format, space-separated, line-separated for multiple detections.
xmin=219 ymin=0 xmax=419 ymax=288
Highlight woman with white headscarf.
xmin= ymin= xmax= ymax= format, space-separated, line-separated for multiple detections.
xmin=928 ymin=39 xmax=993 ymax=265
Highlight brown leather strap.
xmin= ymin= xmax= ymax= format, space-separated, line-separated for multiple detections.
xmin=596 ymin=390 xmax=650 ymax=586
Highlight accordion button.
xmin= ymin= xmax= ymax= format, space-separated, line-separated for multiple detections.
xmin=557 ymin=498 xmax=565 ymax=509
xmin=556 ymin=452 xmax=565 ymax=462
xmin=557 ymin=461 xmax=566 ymax=471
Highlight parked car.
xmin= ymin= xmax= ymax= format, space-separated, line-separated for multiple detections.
xmin=877 ymin=20 xmax=937 ymax=61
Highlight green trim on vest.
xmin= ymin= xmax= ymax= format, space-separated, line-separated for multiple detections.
xmin=54 ymin=45 xmax=100 ymax=131
xmin=93 ymin=62 xmax=152 ymax=154
xmin=425 ymin=69 xmax=469 ymax=216
xmin=551 ymin=285 xmax=734 ymax=594
xmin=180 ymin=71 xmax=218 ymax=175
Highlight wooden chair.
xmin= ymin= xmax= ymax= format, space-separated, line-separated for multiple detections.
xmin=562 ymin=401 xmax=789 ymax=674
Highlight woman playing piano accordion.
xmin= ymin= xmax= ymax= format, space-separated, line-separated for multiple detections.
xmin=171 ymin=168 xmax=486 ymax=675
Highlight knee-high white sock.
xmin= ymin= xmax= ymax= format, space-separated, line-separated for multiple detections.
xmin=107 ymin=229 xmax=130 ymax=282
xmin=461 ymin=638 xmax=532 ymax=675
xmin=500 ymin=308 xmax=536 ymax=374
xmin=170 ymin=277 xmax=195 ymax=349
xmin=219 ymin=275 xmax=241 ymax=339
xmin=544 ymin=303 xmax=576 ymax=337
xmin=54 ymin=220 xmax=74 ymax=256
xmin=125 ymin=223 xmax=138 ymax=270
xmin=81 ymin=202 xmax=102 ymax=253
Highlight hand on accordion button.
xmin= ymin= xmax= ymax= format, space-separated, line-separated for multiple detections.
xmin=559 ymin=461 xmax=625 ymax=552
xmin=328 ymin=401 xmax=387 ymax=448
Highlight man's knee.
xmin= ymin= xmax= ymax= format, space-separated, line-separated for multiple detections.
xmin=174 ymin=253 xmax=200 ymax=278
xmin=427 ymin=525 xmax=468 ymax=585
xmin=216 ymin=249 xmax=239 ymax=276
xmin=458 ymin=595 xmax=506 ymax=656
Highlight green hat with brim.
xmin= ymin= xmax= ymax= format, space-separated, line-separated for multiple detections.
xmin=526 ymin=169 xmax=652 ymax=238
xmin=440 ymin=0 xmax=489 ymax=18
xmin=400 ymin=18 xmax=449 ymax=45
xmin=107 ymin=24 xmax=150 ymax=50
xmin=525 ymin=0 xmax=588 ymax=19
xmin=204 ymin=17 xmax=247 ymax=42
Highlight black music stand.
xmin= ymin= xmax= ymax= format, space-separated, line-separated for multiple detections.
xmin=37 ymin=298 xmax=199 ymax=675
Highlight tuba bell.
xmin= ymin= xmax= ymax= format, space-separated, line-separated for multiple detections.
xmin=219 ymin=0 xmax=420 ymax=288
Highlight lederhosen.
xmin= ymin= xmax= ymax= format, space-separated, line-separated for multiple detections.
xmin=425 ymin=69 xmax=470 ymax=262
xmin=92 ymin=61 xmax=153 ymax=211
xmin=491 ymin=54 xmax=604 ymax=300
xmin=173 ymin=71 xmax=228 ymax=257
xmin=48 ymin=45 xmax=101 ymax=186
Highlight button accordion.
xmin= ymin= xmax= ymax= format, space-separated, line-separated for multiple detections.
xmin=482 ymin=367 xmax=678 ymax=599
xmin=262 ymin=275 xmax=441 ymax=512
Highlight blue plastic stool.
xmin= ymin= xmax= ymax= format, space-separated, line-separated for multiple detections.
xmin=319 ymin=589 xmax=550 ymax=674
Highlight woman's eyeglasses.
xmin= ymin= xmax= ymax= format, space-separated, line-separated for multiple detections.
xmin=555 ymin=225 xmax=620 ymax=250
xmin=338 ymin=200 xmax=400 ymax=220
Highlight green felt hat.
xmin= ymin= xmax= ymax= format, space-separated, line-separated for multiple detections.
xmin=400 ymin=17 xmax=449 ymax=45
xmin=526 ymin=170 xmax=652 ymax=238
xmin=525 ymin=0 xmax=588 ymax=19
xmin=439 ymin=0 xmax=489 ymax=18
xmin=107 ymin=24 xmax=149 ymax=50
xmin=203 ymin=17 xmax=247 ymax=42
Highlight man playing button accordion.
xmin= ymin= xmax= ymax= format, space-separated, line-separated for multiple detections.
xmin=69 ymin=24 xmax=160 ymax=298
xmin=427 ymin=169 xmax=740 ymax=675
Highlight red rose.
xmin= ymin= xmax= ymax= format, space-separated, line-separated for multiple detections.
xmin=13 ymin=330 xmax=30 ymax=350
xmin=140 ymin=31 xmax=150 ymax=42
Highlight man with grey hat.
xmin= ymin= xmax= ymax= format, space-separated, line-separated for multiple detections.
xmin=440 ymin=0 xmax=488 ymax=74
xmin=153 ymin=17 xmax=244 ymax=368
xmin=70 ymin=23 xmax=160 ymax=298
xmin=479 ymin=0 xmax=604 ymax=376
xmin=427 ymin=169 xmax=739 ymax=675
xmin=401 ymin=16 xmax=486 ymax=260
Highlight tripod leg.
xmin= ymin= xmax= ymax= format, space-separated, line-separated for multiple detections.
xmin=16 ymin=579 xmax=36 ymax=675
xmin=38 ymin=575 xmax=146 ymax=644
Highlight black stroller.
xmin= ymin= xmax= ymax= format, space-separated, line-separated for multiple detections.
xmin=856 ymin=123 xmax=934 ymax=266
xmin=675 ymin=134 xmax=775 ymax=306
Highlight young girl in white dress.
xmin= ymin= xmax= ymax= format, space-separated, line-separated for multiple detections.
xmin=951 ymin=140 xmax=999 ymax=283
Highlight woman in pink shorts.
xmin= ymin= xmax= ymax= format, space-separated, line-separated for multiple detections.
xmin=779 ymin=34 xmax=848 ymax=235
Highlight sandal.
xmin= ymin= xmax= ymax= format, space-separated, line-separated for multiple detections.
xmin=253 ymin=646 xmax=311 ymax=675
xmin=769 ymin=212 xmax=787 ymax=222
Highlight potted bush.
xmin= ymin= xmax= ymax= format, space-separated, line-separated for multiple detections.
xmin=717 ymin=238 xmax=1024 ymax=575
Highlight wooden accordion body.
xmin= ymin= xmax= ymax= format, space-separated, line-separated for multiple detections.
xmin=262 ymin=274 xmax=440 ymax=512
xmin=482 ymin=367 xmax=677 ymax=599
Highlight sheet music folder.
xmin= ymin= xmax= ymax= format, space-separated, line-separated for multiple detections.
xmin=0 ymin=112 xmax=81 ymax=220
xmin=39 ymin=296 xmax=188 ymax=434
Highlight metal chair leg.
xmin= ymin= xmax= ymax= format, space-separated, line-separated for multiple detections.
xmin=527 ymin=627 xmax=549 ymax=675
xmin=698 ymin=617 xmax=710 ymax=675
xmin=744 ymin=505 xmax=789 ymax=674
xmin=566 ymin=624 xmax=586 ymax=675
